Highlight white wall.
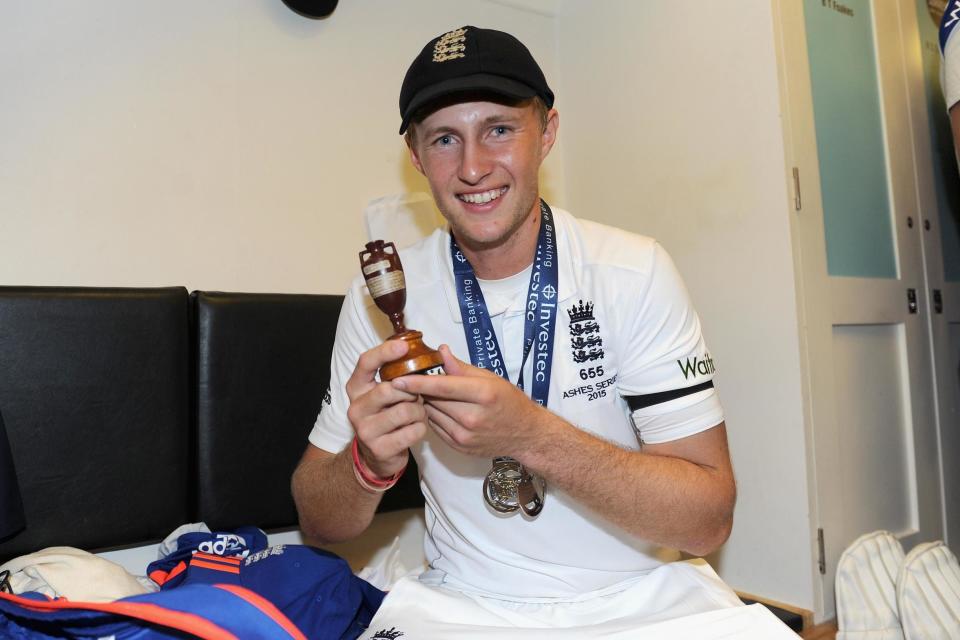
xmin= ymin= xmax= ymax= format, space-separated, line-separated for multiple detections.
xmin=0 ymin=0 xmax=562 ymax=293
xmin=555 ymin=1 xmax=816 ymax=611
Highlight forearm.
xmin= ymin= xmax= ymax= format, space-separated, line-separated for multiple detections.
xmin=395 ymin=351 xmax=734 ymax=553
xmin=518 ymin=413 xmax=735 ymax=556
xmin=291 ymin=447 xmax=383 ymax=544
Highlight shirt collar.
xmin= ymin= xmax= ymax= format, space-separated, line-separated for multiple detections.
xmin=439 ymin=206 xmax=580 ymax=324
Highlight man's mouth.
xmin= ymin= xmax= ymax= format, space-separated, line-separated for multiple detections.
xmin=457 ymin=187 xmax=507 ymax=204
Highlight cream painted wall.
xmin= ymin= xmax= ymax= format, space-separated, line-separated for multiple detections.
xmin=0 ymin=0 xmax=563 ymax=293
xmin=555 ymin=1 xmax=816 ymax=611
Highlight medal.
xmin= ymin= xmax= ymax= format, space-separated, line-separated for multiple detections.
xmin=482 ymin=457 xmax=523 ymax=513
xmin=481 ymin=457 xmax=544 ymax=516
xmin=515 ymin=468 xmax=546 ymax=517
xmin=452 ymin=201 xmax=558 ymax=519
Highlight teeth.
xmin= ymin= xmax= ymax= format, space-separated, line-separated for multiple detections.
xmin=459 ymin=188 xmax=505 ymax=204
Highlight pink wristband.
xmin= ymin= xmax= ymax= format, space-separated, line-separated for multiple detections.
xmin=351 ymin=437 xmax=405 ymax=492
xmin=352 ymin=461 xmax=393 ymax=493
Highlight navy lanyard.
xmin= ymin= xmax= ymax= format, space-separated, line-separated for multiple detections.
xmin=450 ymin=200 xmax=559 ymax=406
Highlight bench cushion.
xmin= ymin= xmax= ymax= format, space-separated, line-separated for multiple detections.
xmin=0 ymin=287 xmax=190 ymax=560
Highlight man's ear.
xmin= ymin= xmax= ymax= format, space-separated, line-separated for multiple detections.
xmin=406 ymin=133 xmax=426 ymax=175
xmin=540 ymin=109 xmax=559 ymax=160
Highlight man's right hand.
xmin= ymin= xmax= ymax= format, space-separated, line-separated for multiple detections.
xmin=346 ymin=339 xmax=428 ymax=478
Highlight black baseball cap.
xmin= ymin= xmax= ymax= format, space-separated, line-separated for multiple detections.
xmin=398 ymin=26 xmax=555 ymax=134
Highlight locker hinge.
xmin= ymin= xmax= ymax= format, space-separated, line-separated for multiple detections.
xmin=817 ymin=528 xmax=826 ymax=575
xmin=792 ymin=167 xmax=802 ymax=211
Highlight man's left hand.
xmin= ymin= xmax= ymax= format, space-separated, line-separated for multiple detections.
xmin=391 ymin=344 xmax=550 ymax=458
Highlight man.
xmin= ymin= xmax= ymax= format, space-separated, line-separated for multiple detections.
xmin=293 ymin=26 xmax=743 ymax=635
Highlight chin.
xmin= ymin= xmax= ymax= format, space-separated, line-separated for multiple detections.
xmin=450 ymin=227 xmax=510 ymax=251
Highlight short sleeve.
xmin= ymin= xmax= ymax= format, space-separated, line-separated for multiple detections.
xmin=942 ymin=7 xmax=960 ymax=110
xmin=616 ymin=242 xmax=724 ymax=443
xmin=307 ymin=287 xmax=376 ymax=454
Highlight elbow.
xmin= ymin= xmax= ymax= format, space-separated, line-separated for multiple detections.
xmin=299 ymin=510 xmax=372 ymax=546
xmin=290 ymin=458 xmax=372 ymax=545
xmin=290 ymin=465 xmax=318 ymax=537
xmin=683 ymin=484 xmax=736 ymax=557
xmin=290 ymin=461 xmax=335 ymax=543
xmin=685 ymin=514 xmax=733 ymax=557
xmin=291 ymin=491 xmax=344 ymax=545
xmin=299 ymin=522 xmax=352 ymax=546
xmin=680 ymin=514 xmax=733 ymax=557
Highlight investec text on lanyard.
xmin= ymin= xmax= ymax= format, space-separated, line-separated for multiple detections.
xmin=450 ymin=199 xmax=558 ymax=518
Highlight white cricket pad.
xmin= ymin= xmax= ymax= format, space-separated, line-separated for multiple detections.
xmin=896 ymin=540 xmax=960 ymax=640
xmin=835 ymin=530 xmax=905 ymax=640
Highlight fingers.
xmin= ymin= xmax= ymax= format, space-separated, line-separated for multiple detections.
xmin=436 ymin=344 xmax=496 ymax=379
xmin=350 ymin=394 xmax=427 ymax=440
xmin=348 ymin=377 xmax=419 ymax=420
xmin=346 ymin=339 xmax=410 ymax=401
xmin=425 ymin=406 xmax=459 ymax=450
xmin=422 ymin=395 xmax=477 ymax=429
xmin=394 ymin=375 xmax=499 ymax=408
xmin=359 ymin=418 xmax=427 ymax=464
xmin=424 ymin=403 xmax=466 ymax=447
xmin=344 ymin=340 xmax=427 ymax=476
xmin=353 ymin=398 xmax=428 ymax=477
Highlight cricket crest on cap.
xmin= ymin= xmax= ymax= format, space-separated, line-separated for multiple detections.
xmin=433 ymin=27 xmax=467 ymax=62
xmin=398 ymin=25 xmax=554 ymax=133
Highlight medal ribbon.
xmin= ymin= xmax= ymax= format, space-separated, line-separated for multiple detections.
xmin=450 ymin=200 xmax=559 ymax=406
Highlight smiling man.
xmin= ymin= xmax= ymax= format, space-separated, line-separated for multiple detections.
xmin=293 ymin=26 xmax=744 ymax=637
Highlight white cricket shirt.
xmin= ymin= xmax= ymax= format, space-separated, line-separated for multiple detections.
xmin=309 ymin=207 xmax=724 ymax=599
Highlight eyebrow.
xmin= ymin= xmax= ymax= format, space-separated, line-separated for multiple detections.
xmin=479 ymin=112 xmax=522 ymax=127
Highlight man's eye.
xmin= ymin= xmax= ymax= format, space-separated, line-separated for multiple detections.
xmin=493 ymin=126 xmax=508 ymax=136
xmin=436 ymin=135 xmax=453 ymax=146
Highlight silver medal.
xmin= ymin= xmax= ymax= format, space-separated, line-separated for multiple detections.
xmin=516 ymin=471 xmax=545 ymax=517
xmin=483 ymin=456 xmax=545 ymax=517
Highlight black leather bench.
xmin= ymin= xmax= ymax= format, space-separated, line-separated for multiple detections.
xmin=0 ymin=286 xmax=423 ymax=562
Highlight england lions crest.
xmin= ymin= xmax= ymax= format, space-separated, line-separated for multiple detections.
xmin=567 ymin=299 xmax=604 ymax=363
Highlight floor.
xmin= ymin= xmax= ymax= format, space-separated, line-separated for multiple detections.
xmin=800 ymin=620 xmax=838 ymax=639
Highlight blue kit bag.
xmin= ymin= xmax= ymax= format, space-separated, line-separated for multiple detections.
xmin=0 ymin=581 xmax=307 ymax=639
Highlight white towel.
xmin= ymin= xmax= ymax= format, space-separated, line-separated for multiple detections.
xmin=358 ymin=561 xmax=797 ymax=639
xmin=0 ymin=546 xmax=156 ymax=602
xmin=364 ymin=193 xmax=445 ymax=248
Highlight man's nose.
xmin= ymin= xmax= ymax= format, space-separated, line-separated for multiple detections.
xmin=458 ymin=140 xmax=493 ymax=185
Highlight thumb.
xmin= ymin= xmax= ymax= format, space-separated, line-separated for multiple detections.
xmin=438 ymin=344 xmax=494 ymax=378
xmin=438 ymin=344 xmax=472 ymax=376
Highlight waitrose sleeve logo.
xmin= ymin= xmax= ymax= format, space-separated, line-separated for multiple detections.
xmin=677 ymin=354 xmax=716 ymax=379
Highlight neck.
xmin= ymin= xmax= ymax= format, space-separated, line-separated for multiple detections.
xmin=456 ymin=203 xmax=541 ymax=280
